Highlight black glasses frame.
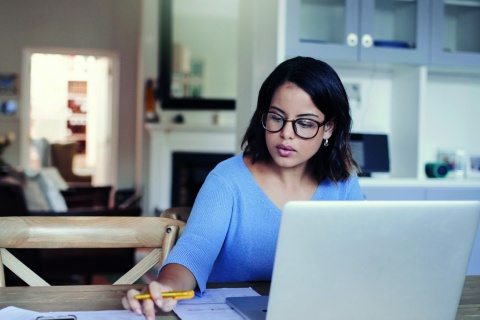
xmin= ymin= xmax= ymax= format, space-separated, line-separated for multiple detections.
xmin=261 ymin=112 xmax=328 ymax=139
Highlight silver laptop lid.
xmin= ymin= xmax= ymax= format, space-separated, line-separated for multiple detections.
xmin=267 ymin=201 xmax=480 ymax=320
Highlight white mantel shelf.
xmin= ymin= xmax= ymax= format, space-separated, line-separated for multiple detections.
xmin=145 ymin=123 xmax=235 ymax=134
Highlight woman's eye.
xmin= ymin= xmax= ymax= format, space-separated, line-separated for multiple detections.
xmin=297 ymin=119 xmax=315 ymax=128
xmin=271 ymin=114 xmax=284 ymax=122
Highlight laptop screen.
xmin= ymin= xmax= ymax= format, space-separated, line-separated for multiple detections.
xmin=263 ymin=201 xmax=479 ymax=320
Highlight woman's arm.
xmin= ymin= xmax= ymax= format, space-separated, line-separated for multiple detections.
xmin=122 ymin=263 xmax=196 ymax=320
xmin=157 ymin=263 xmax=197 ymax=291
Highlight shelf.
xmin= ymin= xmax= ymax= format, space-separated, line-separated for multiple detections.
xmin=145 ymin=123 xmax=235 ymax=134
xmin=0 ymin=116 xmax=19 ymax=122
xmin=444 ymin=0 xmax=480 ymax=7
xmin=68 ymin=133 xmax=86 ymax=140
xmin=359 ymin=177 xmax=480 ymax=188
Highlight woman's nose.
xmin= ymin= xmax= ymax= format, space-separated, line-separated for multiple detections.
xmin=280 ymin=120 xmax=295 ymax=139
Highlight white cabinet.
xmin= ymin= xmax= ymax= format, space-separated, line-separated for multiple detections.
xmin=430 ymin=0 xmax=480 ymax=67
xmin=283 ymin=0 xmax=480 ymax=67
xmin=362 ymin=186 xmax=425 ymax=200
xmin=279 ymin=1 xmax=480 ymax=180
xmin=360 ymin=179 xmax=480 ymax=201
xmin=426 ymin=187 xmax=480 ymax=201
xmin=283 ymin=0 xmax=430 ymax=64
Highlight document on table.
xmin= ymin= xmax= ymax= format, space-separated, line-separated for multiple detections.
xmin=173 ymin=287 xmax=261 ymax=320
xmin=0 ymin=306 xmax=145 ymax=320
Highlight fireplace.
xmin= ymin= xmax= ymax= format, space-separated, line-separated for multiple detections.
xmin=171 ymin=152 xmax=234 ymax=207
xmin=146 ymin=123 xmax=236 ymax=213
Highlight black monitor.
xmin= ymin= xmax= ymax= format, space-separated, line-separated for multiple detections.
xmin=350 ymin=133 xmax=390 ymax=177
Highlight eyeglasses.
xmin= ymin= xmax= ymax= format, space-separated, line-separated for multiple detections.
xmin=261 ymin=112 xmax=328 ymax=139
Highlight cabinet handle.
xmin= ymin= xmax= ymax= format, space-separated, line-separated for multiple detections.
xmin=347 ymin=33 xmax=358 ymax=47
xmin=361 ymin=34 xmax=373 ymax=48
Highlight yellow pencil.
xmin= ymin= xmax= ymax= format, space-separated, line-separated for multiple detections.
xmin=135 ymin=290 xmax=195 ymax=300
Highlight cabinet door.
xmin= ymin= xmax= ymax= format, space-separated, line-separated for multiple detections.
xmin=360 ymin=0 xmax=430 ymax=64
xmin=361 ymin=186 xmax=426 ymax=200
xmin=430 ymin=0 xmax=480 ymax=67
xmin=426 ymin=187 xmax=480 ymax=200
xmin=284 ymin=0 xmax=429 ymax=64
xmin=284 ymin=0 xmax=360 ymax=61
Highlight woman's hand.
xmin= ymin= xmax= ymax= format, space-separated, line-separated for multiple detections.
xmin=122 ymin=281 xmax=178 ymax=320
xmin=122 ymin=264 xmax=197 ymax=319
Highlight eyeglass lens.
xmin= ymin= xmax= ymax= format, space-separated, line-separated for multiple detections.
xmin=262 ymin=112 xmax=320 ymax=139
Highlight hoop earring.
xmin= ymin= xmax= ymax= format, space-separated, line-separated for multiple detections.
xmin=324 ymin=139 xmax=329 ymax=147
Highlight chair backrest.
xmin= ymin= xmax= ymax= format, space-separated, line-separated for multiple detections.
xmin=159 ymin=207 xmax=192 ymax=223
xmin=0 ymin=216 xmax=185 ymax=287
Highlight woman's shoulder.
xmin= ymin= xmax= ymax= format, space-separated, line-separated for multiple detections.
xmin=211 ymin=153 xmax=245 ymax=172
xmin=316 ymin=174 xmax=363 ymax=200
xmin=205 ymin=153 xmax=256 ymax=188
xmin=322 ymin=174 xmax=360 ymax=188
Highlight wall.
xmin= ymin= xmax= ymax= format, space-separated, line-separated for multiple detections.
xmin=0 ymin=0 xmax=141 ymax=189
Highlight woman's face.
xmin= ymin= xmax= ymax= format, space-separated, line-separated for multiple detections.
xmin=265 ymin=82 xmax=334 ymax=171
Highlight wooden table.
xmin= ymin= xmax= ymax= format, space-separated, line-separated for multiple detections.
xmin=0 ymin=277 xmax=478 ymax=319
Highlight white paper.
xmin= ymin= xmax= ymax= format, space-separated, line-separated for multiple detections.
xmin=173 ymin=287 xmax=260 ymax=320
xmin=0 ymin=288 xmax=260 ymax=320
xmin=0 ymin=306 xmax=145 ymax=320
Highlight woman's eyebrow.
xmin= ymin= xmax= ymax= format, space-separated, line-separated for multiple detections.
xmin=269 ymin=106 xmax=285 ymax=114
xmin=269 ymin=106 xmax=320 ymax=118
xmin=297 ymin=113 xmax=320 ymax=118
xmin=269 ymin=106 xmax=321 ymax=119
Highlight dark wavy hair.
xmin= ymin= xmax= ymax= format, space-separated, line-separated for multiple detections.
xmin=241 ymin=56 xmax=359 ymax=183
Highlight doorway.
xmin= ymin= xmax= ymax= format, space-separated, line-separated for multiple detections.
xmin=21 ymin=48 xmax=119 ymax=186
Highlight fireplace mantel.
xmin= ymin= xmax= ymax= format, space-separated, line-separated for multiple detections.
xmin=146 ymin=124 xmax=236 ymax=213
xmin=146 ymin=123 xmax=236 ymax=134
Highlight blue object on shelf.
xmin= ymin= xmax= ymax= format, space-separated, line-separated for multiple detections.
xmin=374 ymin=40 xmax=411 ymax=48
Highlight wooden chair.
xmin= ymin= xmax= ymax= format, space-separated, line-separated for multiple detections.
xmin=0 ymin=216 xmax=185 ymax=287
xmin=158 ymin=207 xmax=192 ymax=223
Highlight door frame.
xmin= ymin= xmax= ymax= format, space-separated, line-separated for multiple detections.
xmin=20 ymin=47 xmax=120 ymax=186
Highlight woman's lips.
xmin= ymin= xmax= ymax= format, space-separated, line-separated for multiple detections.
xmin=277 ymin=144 xmax=296 ymax=157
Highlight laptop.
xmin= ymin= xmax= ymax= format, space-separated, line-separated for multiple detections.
xmin=226 ymin=201 xmax=480 ymax=320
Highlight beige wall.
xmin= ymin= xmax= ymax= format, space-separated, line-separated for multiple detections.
xmin=0 ymin=0 xmax=141 ymax=189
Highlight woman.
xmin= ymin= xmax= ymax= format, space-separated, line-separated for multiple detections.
xmin=122 ymin=56 xmax=364 ymax=319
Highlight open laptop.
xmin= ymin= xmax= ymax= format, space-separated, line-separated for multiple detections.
xmin=226 ymin=201 xmax=480 ymax=320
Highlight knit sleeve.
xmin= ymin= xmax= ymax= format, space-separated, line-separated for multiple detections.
xmin=161 ymin=170 xmax=235 ymax=292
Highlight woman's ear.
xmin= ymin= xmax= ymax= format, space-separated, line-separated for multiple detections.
xmin=323 ymin=120 xmax=335 ymax=139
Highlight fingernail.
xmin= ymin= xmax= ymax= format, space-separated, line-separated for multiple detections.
xmin=134 ymin=308 xmax=142 ymax=315
xmin=156 ymin=299 xmax=162 ymax=306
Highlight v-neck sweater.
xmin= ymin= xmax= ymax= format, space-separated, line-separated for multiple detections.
xmin=162 ymin=153 xmax=364 ymax=293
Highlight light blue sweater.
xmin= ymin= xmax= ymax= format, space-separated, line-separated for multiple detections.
xmin=162 ymin=153 xmax=364 ymax=293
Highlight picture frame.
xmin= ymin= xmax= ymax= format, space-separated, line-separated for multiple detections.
xmin=0 ymin=100 xmax=18 ymax=116
xmin=0 ymin=74 xmax=18 ymax=95
xmin=467 ymin=155 xmax=480 ymax=178
xmin=437 ymin=149 xmax=466 ymax=178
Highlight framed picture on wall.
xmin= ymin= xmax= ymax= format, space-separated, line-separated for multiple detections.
xmin=467 ymin=155 xmax=480 ymax=178
xmin=0 ymin=74 xmax=18 ymax=95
